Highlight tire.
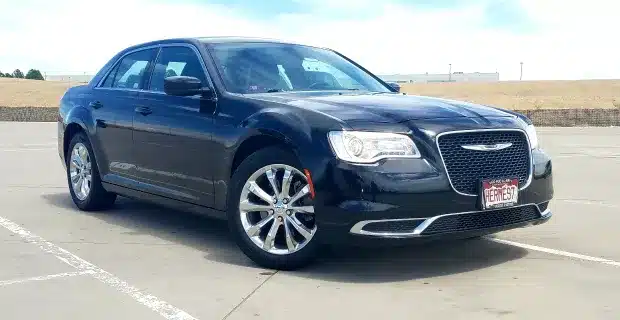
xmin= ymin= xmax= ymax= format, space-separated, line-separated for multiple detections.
xmin=227 ymin=146 xmax=321 ymax=270
xmin=66 ymin=131 xmax=116 ymax=211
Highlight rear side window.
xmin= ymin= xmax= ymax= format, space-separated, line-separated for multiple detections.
xmin=148 ymin=46 xmax=208 ymax=92
xmin=101 ymin=49 xmax=157 ymax=89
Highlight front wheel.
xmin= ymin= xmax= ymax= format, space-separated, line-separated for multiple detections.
xmin=66 ymin=132 xmax=116 ymax=211
xmin=228 ymin=147 xmax=320 ymax=270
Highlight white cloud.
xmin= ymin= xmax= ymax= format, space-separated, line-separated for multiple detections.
xmin=0 ymin=0 xmax=618 ymax=80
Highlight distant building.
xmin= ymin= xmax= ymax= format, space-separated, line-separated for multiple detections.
xmin=42 ymin=71 xmax=500 ymax=85
xmin=379 ymin=72 xmax=500 ymax=83
xmin=44 ymin=74 xmax=94 ymax=83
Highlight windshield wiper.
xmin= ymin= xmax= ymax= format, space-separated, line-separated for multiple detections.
xmin=266 ymin=88 xmax=283 ymax=93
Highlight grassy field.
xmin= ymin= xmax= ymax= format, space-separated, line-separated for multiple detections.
xmin=1 ymin=77 xmax=619 ymax=110
xmin=0 ymin=78 xmax=79 ymax=108
xmin=400 ymin=80 xmax=620 ymax=110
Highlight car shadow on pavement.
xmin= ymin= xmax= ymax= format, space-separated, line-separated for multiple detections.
xmin=42 ymin=192 xmax=529 ymax=284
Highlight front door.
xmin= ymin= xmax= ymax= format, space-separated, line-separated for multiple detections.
xmin=132 ymin=45 xmax=217 ymax=207
xmin=89 ymin=48 xmax=158 ymax=181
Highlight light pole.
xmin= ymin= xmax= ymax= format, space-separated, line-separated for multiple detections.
xmin=448 ymin=63 xmax=452 ymax=82
xmin=520 ymin=62 xmax=523 ymax=81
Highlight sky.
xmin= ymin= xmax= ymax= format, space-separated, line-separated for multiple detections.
xmin=0 ymin=0 xmax=618 ymax=80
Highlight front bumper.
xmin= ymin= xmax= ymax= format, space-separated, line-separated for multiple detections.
xmin=309 ymin=148 xmax=554 ymax=245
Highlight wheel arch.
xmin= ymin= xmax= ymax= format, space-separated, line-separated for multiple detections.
xmin=63 ymin=122 xmax=87 ymax=159
xmin=215 ymin=107 xmax=322 ymax=211
xmin=230 ymin=131 xmax=299 ymax=178
xmin=229 ymin=108 xmax=316 ymax=176
xmin=61 ymin=104 xmax=100 ymax=161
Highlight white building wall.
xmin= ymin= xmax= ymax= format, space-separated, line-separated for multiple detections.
xmin=44 ymin=74 xmax=95 ymax=83
xmin=379 ymin=72 xmax=500 ymax=83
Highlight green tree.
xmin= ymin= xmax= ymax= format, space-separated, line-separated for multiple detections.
xmin=25 ymin=69 xmax=45 ymax=80
xmin=0 ymin=71 xmax=4 ymax=77
xmin=4 ymin=73 xmax=12 ymax=78
xmin=12 ymin=69 xmax=24 ymax=78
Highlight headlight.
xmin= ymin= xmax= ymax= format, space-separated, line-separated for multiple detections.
xmin=327 ymin=131 xmax=420 ymax=163
xmin=524 ymin=124 xmax=539 ymax=149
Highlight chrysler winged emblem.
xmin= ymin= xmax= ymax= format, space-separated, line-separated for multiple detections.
xmin=460 ymin=143 xmax=513 ymax=151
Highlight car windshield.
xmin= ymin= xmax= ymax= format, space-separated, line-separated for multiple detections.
xmin=207 ymin=42 xmax=392 ymax=94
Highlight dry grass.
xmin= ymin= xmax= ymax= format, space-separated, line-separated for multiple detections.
xmin=0 ymin=78 xmax=80 ymax=108
xmin=400 ymin=79 xmax=620 ymax=110
xmin=1 ymin=77 xmax=619 ymax=110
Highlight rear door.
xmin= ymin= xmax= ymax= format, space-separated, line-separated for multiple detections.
xmin=89 ymin=48 xmax=158 ymax=181
xmin=132 ymin=44 xmax=217 ymax=207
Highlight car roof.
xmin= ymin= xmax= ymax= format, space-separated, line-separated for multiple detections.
xmin=123 ymin=36 xmax=324 ymax=52
xmin=197 ymin=36 xmax=302 ymax=45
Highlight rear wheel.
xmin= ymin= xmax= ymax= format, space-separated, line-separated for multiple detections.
xmin=228 ymin=147 xmax=320 ymax=270
xmin=66 ymin=132 xmax=116 ymax=211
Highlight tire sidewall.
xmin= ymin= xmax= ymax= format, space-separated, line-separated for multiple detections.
xmin=227 ymin=146 xmax=320 ymax=270
xmin=66 ymin=132 xmax=103 ymax=210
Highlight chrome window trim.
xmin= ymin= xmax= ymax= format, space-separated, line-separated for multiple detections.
xmin=349 ymin=203 xmax=545 ymax=237
xmin=435 ymin=128 xmax=534 ymax=197
xmin=93 ymin=43 xmax=217 ymax=101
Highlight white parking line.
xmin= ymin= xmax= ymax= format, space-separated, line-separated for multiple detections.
xmin=0 ymin=270 xmax=94 ymax=287
xmin=487 ymin=237 xmax=620 ymax=267
xmin=0 ymin=143 xmax=56 ymax=148
xmin=0 ymin=148 xmax=56 ymax=152
xmin=558 ymin=199 xmax=619 ymax=209
xmin=0 ymin=148 xmax=55 ymax=152
xmin=0 ymin=216 xmax=198 ymax=320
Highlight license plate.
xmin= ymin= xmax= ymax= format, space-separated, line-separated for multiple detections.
xmin=480 ymin=178 xmax=519 ymax=210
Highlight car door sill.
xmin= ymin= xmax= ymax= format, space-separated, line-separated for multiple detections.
xmin=101 ymin=181 xmax=227 ymax=221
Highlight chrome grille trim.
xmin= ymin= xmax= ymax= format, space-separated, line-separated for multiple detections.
xmin=435 ymin=128 xmax=534 ymax=197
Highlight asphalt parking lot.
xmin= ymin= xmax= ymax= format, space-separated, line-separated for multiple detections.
xmin=0 ymin=122 xmax=618 ymax=319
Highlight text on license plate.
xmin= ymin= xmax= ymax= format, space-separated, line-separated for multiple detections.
xmin=481 ymin=178 xmax=519 ymax=209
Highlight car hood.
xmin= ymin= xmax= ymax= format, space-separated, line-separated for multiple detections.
xmin=247 ymin=91 xmax=515 ymax=124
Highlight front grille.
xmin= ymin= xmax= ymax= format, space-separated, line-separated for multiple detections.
xmin=421 ymin=205 xmax=540 ymax=235
xmin=437 ymin=130 xmax=531 ymax=195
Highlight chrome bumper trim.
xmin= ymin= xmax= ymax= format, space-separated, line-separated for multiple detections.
xmin=349 ymin=203 xmax=547 ymax=237
xmin=349 ymin=217 xmax=427 ymax=237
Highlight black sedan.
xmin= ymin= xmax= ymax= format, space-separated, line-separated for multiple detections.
xmin=57 ymin=37 xmax=553 ymax=270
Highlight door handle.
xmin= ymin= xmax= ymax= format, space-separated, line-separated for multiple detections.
xmin=89 ymin=101 xmax=103 ymax=109
xmin=134 ymin=106 xmax=152 ymax=115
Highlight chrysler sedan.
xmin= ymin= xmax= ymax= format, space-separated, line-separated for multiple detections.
xmin=57 ymin=37 xmax=553 ymax=270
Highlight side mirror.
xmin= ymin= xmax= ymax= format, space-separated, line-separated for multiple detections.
xmin=164 ymin=76 xmax=211 ymax=97
xmin=386 ymin=82 xmax=401 ymax=92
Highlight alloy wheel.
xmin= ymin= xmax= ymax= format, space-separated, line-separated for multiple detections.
xmin=239 ymin=164 xmax=317 ymax=255
xmin=69 ymin=142 xmax=92 ymax=201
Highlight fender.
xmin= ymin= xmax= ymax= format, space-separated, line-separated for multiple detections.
xmin=60 ymin=103 xmax=102 ymax=169
xmin=63 ymin=106 xmax=92 ymax=135
xmin=212 ymin=105 xmax=341 ymax=211
xmin=241 ymin=107 xmax=314 ymax=156
xmin=238 ymin=106 xmax=342 ymax=177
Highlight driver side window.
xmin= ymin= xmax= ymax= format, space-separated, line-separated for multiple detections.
xmin=148 ymin=46 xmax=208 ymax=92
